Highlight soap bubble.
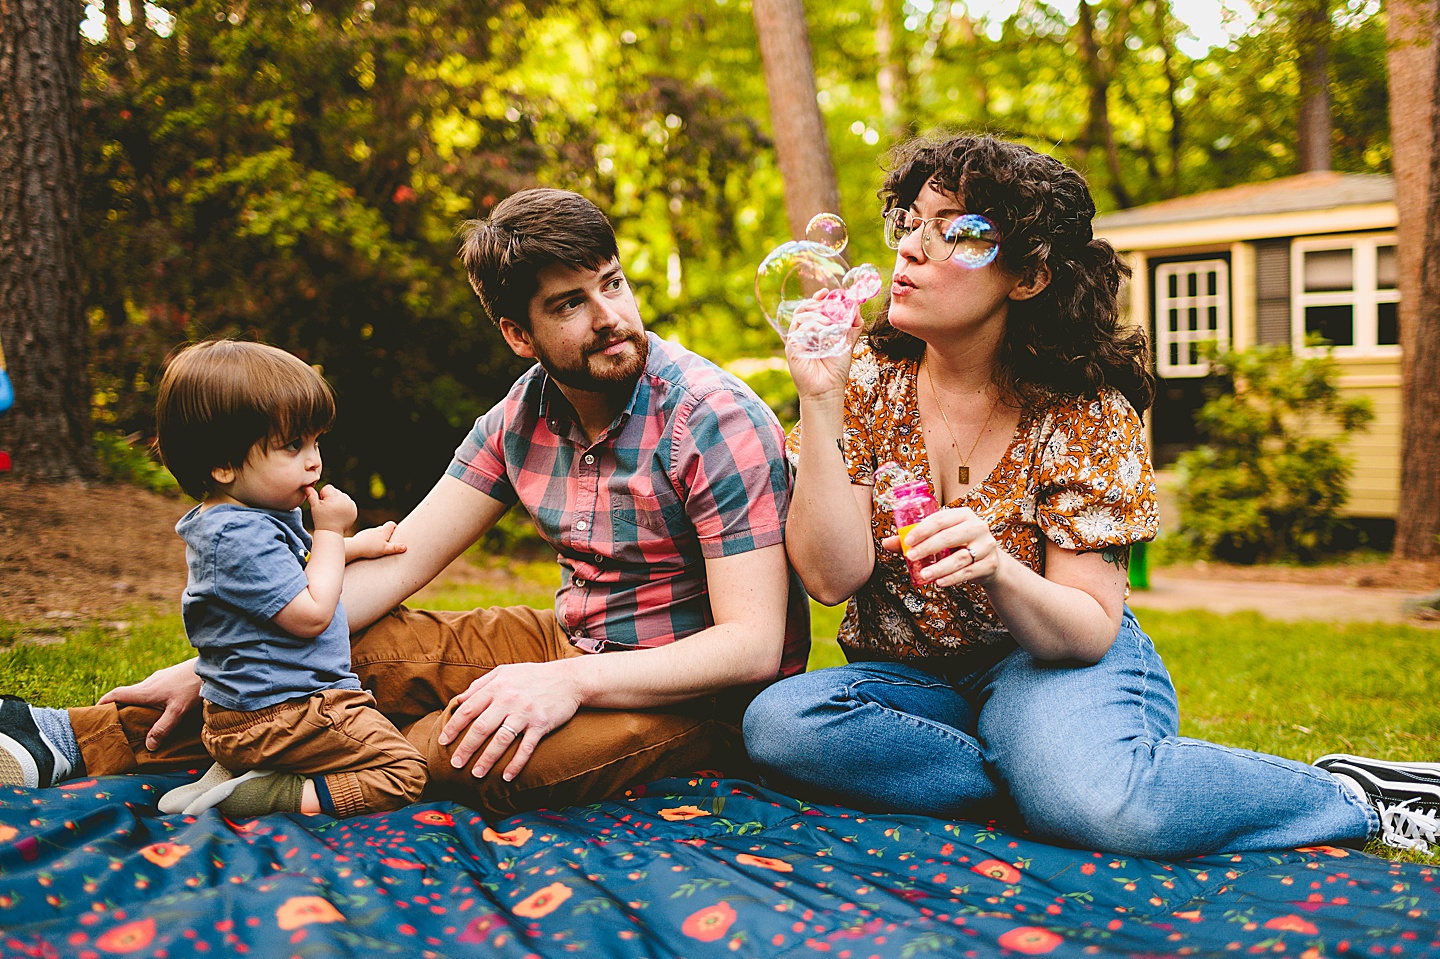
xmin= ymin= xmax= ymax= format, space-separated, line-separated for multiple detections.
xmin=805 ymin=212 xmax=848 ymax=254
xmin=755 ymin=214 xmax=882 ymax=360
xmin=946 ymin=214 xmax=1000 ymax=268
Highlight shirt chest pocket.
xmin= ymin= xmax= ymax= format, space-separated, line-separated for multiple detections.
xmin=611 ymin=484 xmax=686 ymax=534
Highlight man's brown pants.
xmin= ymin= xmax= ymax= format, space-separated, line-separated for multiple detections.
xmin=67 ymin=606 xmax=749 ymax=819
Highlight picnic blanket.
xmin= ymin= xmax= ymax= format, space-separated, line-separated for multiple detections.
xmin=2 ymin=772 xmax=1438 ymax=957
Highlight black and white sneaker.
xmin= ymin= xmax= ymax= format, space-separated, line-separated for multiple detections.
xmin=0 ymin=696 xmax=73 ymax=788
xmin=1315 ymin=753 xmax=1440 ymax=852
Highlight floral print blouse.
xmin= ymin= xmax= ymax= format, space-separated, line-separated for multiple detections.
xmin=787 ymin=339 xmax=1159 ymax=665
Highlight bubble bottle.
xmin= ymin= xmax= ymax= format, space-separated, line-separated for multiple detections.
xmin=891 ymin=479 xmax=951 ymax=587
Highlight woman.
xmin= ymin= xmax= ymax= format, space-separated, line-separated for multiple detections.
xmin=744 ymin=133 xmax=1439 ymax=858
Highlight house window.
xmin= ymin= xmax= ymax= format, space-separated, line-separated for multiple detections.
xmin=1154 ymin=259 xmax=1230 ymax=377
xmin=1291 ymin=235 xmax=1399 ymax=355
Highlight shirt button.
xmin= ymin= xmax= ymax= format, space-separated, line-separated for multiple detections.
xmin=574 ymin=577 xmax=585 ymax=587
xmin=575 ymin=519 xmax=588 ymax=531
xmin=584 ymin=453 xmax=595 ymax=465
xmin=594 ymin=553 xmax=604 ymax=563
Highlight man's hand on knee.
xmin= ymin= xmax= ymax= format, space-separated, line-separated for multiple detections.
xmin=438 ymin=661 xmax=583 ymax=782
xmin=96 ymin=657 xmax=203 ymax=752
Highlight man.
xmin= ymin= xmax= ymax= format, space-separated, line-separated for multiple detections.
xmin=0 ymin=189 xmax=808 ymax=818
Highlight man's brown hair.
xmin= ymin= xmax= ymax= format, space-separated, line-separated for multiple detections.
xmin=155 ymin=340 xmax=336 ymax=500
xmin=457 ymin=188 xmax=619 ymax=330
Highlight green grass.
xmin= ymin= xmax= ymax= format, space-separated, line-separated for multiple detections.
xmin=2 ymin=563 xmax=1436 ymax=862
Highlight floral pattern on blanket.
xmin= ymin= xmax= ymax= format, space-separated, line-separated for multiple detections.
xmin=1 ymin=774 xmax=1437 ymax=957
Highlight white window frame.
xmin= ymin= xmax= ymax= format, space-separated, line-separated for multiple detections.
xmin=1154 ymin=259 xmax=1231 ymax=378
xmin=1290 ymin=233 xmax=1400 ymax=358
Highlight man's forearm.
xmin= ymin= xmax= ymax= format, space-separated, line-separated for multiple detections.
xmin=341 ymin=476 xmax=510 ymax=628
xmin=561 ymin=621 xmax=784 ymax=710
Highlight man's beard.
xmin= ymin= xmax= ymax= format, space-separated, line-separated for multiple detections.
xmin=535 ymin=329 xmax=650 ymax=398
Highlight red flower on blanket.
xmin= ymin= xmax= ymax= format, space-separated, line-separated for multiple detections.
xmin=513 ymin=882 xmax=572 ymax=919
xmin=1294 ymin=845 xmax=1350 ymax=857
xmin=96 ymin=917 xmax=156 ymax=953
xmin=456 ymin=913 xmax=504 ymax=943
xmin=997 ymin=926 xmax=1063 ymax=954
xmin=276 ymin=895 xmax=346 ymax=930
xmin=380 ymin=858 xmax=426 ymax=870
xmin=0 ymin=825 xmax=16 ymax=842
xmin=139 ymin=842 xmax=191 ymax=867
xmin=413 ymin=810 xmax=454 ymax=826
xmin=660 ymin=805 xmax=710 ymax=821
xmin=735 ymin=853 xmax=793 ymax=873
xmin=482 ymin=826 xmax=534 ymax=847
xmin=972 ymin=859 xmax=1022 ymax=883
xmin=682 ymin=901 xmax=737 ymax=942
xmin=1264 ymin=915 xmax=1319 ymax=935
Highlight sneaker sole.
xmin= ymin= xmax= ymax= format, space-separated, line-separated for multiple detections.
xmin=0 ymin=732 xmax=38 ymax=787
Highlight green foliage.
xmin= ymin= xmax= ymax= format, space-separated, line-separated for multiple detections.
xmin=77 ymin=0 xmax=1392 ymax=514
xmin=1174 ymin=343 xmax=1373 ymax=563
xmin=739 ymin=365 xmax=799 ymax=432
xmin=93 ymin=429 xmax=179 ymax=495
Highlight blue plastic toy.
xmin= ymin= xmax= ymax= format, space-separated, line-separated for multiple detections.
xmin=0 ymin=334 xmax=12 ymax=470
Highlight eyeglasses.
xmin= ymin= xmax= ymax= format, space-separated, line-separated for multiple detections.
xmin=883 ymin=209 xmax=1000 ymax=268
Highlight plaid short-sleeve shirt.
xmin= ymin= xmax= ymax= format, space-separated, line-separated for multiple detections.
xmin=448 ymin=333 xmax=810 ymax=677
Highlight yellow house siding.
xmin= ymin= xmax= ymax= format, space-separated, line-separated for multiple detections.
xmin=1230 ymin=241 xmax=1256 ymax=350
xmin=1335 ymin=357 xmax=1401 ymax=518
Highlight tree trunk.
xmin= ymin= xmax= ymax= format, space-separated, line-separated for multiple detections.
xmin=752 ymin=0 xmax=843 ymax=239
xmin=1076 ymin=0 xmax=1133 ymax=209
xmin=1389 ymin=0 xmax=1440 ymax=558
xmin=1296 ymin=0 xmax=1332 ymax=172
xmin=1154 ymin=0 xmax=1183 ymax=194
xmin=0 ymin=0 xmax=97 ymax=481
xmin=874 ymin=0 xmax=910 ymax=141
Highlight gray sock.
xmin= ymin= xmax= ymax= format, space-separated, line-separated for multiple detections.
xmin=30 ymin=707 xmax=82 ymax=779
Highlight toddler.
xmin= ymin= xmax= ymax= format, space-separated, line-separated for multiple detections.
xmin=153 ymin=339 xmax=426 ymax=818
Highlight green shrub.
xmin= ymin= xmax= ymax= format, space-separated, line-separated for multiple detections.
xmin=93 ymin=430 xmax=180 ymax=495
xmin=740 ymin=366 xmax=799 ymax=432
xmin=1175 ymin=343 xmax=1372 ymax=562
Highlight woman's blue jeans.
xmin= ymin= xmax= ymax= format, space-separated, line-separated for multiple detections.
xmin=743 ymin=609 xmax=1378 ymax=858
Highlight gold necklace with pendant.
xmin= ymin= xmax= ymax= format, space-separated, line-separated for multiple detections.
xmin=923 ymin=352 xmax=999 ymax=486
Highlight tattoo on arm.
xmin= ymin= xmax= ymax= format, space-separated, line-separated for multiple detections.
xmin=1079 ymin=545 xmax=1130 ymax=571
xmin=836 ymin=438 xmax=844 ymax=456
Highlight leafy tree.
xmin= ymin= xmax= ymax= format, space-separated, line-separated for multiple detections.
xmin=81 ymin=0 xmax=770 ymax=507
xmin=1174 ymin=344 xmax=1373 ymax=563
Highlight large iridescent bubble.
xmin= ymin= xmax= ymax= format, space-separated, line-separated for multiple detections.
xmin=755 ymin=213 xmax=882 ymax=360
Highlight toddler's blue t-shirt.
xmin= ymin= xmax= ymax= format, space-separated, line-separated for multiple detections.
xmin=176 ymin=503 xmax=362 ymax=711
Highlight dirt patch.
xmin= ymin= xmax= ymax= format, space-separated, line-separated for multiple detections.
xmin=0 ymin=480 xmax=192 ymax=622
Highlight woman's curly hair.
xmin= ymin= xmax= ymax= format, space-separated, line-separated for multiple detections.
xmin=870 ymin=133 xmax=1155 ymax=414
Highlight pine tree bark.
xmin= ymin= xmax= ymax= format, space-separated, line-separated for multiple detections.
xmin=0 ymin=0 xmax=97 ymax=480
xmin=752 ymin=0 xmax=843 ymax=240
xmin=1389 ymin=0 xmax=1440 ymax=558
xmin=1076 ymin=0 xmax=1133 ymax=209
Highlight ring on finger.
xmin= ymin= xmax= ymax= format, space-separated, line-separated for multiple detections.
xmin=498 ymin=723 xmax=520 ymax=737
xmin=958 ymin=546 xmax=976 ymax=566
